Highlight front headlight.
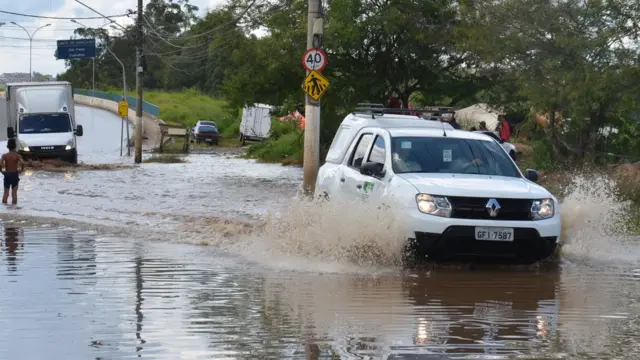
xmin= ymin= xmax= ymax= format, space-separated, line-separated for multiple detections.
xmin=18 ymin=140 xmax=29 ymax=152
xmin=416 ymin=194 xmax=452 ymax=217
xmin=65 ymin=139 xmax=74 ymax=151
xmin=531 ymin=198 xmax=554 ymax=220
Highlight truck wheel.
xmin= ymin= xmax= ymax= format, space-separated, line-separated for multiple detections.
xmin=67 ymin=149 xmax=78 ymax=165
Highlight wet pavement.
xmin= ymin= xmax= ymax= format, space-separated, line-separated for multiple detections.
xmin=0 ymin=106 xmax=639 ymax=359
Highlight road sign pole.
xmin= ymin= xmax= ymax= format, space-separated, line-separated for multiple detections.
xmin=303 ymin=0 xmax=324 ymax=196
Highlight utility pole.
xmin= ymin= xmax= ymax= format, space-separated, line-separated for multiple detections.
xmin=135 ymin=0 xmax=144 ymax=164
xmin=302 ymin=0 xmax=323 ymax=195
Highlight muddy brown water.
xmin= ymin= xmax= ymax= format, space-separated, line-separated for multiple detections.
xmin=0 ymin=106 xmax=639 ymax=359
xmin=1 ymin=222 xmax=639 ymax=359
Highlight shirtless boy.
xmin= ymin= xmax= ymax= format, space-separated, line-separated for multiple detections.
xmin=1 ymin=139 xmax=25 ymax=204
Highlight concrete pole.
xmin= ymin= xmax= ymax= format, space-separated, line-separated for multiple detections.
xmin=302 ymin=0 xmax=323 ymax=196
xmin=134 ymin=0 xmax=144 ymax=164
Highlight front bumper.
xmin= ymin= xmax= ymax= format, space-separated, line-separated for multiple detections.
xmin=410 ymin=226 xmax=558 ymax=262
xmin=20 ymin=146 xmax=75 ymax=159
xmin=405 ymin=211 xmax=561 ymax=262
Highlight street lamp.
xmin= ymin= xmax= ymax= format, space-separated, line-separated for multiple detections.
xmin=71 ymin=20 xmax=130 ymax=156
xmin=10 ymin=22 xmax=51 ymax=81
xmin=70 ymin=19 xmax=96 ymax=95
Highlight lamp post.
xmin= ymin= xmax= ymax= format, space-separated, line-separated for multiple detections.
xmin=10 ymin=22 xmax=51 ymax=81
xmin=70 ymin=19 xmax=96 ymax=95
xmin=71 ymin=21 xmax=130 ymax=155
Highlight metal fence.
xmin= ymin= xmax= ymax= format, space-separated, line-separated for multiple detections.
xmin=73 ymin=89 xmax=160 ymax=117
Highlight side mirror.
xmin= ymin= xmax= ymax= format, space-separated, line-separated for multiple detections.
xmin=7 ymin=127 xmax=14 ymax=139
xmin=360 ymin=162 xmax=385 ymax=178
xmin=525 ymin=169 xmax=539 ymax=183
xmin=75 ymin=125 xmax=83 ymax=137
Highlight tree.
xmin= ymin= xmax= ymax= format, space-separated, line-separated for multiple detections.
xmin=458 ymin=0 xmax=640 ymax=160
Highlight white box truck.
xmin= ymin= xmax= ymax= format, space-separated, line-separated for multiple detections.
xmin=239 ymin=103 xmax=272 ymax=145
xmin=5 ymin=81 xmax=83 ymax=164
xmin=0 ymin=94 xmax=7 ymax=142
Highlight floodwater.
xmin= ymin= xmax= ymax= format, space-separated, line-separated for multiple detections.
xmin=0 ymin=106 xmax=639 ymax=359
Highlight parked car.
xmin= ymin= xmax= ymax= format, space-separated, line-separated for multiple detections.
xmin=315 ymin=103 xmax=561 ymax=264
xmin=195 ymin=120 xmax=217 ymax=128
xmin=191 ymin=124 xmax=219 ymax=145
xmin=474 ymin=130 xmax=517 ymax=161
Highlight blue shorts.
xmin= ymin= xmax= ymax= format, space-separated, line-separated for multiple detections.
xmin=3 ymin=172 xmax=19 ymax=189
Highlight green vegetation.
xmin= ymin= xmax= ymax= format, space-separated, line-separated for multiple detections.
xmin=59 ymin=0 xmax=640 ymax=199
xmin=244 ymin=120 xmax=304 ymax=165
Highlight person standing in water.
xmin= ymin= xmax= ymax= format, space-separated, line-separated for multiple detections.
xmin=1 ymin=139 xmax=25 ymax=204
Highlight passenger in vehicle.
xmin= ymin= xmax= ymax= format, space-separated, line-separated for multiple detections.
xmin=392 ymin=141 xmax=423 ymax=173
xmin=478 ymin=121 xmax=488 ymax=131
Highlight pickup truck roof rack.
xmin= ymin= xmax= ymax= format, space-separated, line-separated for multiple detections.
xmin=353 ymin=103 xmax=455 ymax=120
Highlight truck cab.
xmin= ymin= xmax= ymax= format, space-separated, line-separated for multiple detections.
xmin=5 ymin=82 xmax=83 ymax=164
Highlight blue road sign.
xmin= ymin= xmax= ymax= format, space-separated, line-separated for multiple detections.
xmin=56 ymin=38 xmax=96 ymax=60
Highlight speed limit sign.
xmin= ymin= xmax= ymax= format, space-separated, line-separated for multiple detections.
xmin=302 ymin=48 xmax=327 ymax=72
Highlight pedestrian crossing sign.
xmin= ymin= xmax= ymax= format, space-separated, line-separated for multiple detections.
xmin=118 ymin=100 xmax=129 ymax=117
xmin=302 ymin=70 xmax=329 ymax=101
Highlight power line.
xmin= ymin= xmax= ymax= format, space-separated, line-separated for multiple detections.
xmin=0 ymin=9 xmax=133 ymax=20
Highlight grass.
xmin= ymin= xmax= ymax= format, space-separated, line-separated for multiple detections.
xmin=96 ymin=86 xmax=243 ymax=149
xmin=244 ymin=120 xmax=304 ymax=165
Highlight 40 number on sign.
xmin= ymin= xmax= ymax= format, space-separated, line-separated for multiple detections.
xmin=302 ymin=48 xmax=327 ymax=72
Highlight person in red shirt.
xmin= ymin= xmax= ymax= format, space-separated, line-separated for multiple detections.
xmin=497 ymin=115 xmax=511 ymax=142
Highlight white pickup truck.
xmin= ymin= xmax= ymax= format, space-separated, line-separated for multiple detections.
xmin=314 ymin=104 xmax=561 ymax=263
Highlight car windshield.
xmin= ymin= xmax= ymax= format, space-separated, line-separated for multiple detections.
xmin=198 ymin=125 xmax=217 ymax=133
xmin=19 ymin=113 xmax=72 ymax=134
xmin=199 ymin=121 xmax=216 ymax=127
xmin=390 ymin=136 xmax=520 ymax=177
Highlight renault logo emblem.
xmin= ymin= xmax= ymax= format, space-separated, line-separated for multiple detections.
xmin=485 ymin=198 xmax=501 ymax=217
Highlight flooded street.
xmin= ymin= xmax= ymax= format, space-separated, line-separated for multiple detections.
xmin=0 ymin=106 xmax=639 ymax=359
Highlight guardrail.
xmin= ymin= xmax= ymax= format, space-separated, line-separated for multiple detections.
xmin=73 ymin=89 xmax=160 ymax=117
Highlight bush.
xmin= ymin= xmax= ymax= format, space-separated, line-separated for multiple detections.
xmin=529 ymin=139 xmax=560 ymax=172
xmin=245 ymin=119 xmax=303 ymax=165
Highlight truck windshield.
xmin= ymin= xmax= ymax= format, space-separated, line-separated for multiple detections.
xmin=390 ymin=136 xmax=521 ymax=177
xmin=19 ymin=114 xmax=72 ymax=134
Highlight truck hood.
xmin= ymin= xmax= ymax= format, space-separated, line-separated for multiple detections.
xmin=397 ymin=173 xmax=553 ymax=199
xmin=18 ymin=132 xmax=73 ymax=147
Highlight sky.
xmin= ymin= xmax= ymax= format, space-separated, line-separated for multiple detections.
xmin=0 ymin=0 xmax=227 ymax=77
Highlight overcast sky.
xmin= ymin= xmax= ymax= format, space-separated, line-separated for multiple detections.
xmin=0 ymin=0 xmax=227 ymax=77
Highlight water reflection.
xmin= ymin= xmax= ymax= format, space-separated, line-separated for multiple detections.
xmin=3 ymin=225 xmax=23 ymax=273
xmin=56 ymin=232 xmax=97 ymax=285
xmin=401 ymin=268 xmax=560 ymax=356
xmin=135 ymin=256 xmax=146 ymax=356
xmin=0 ymin=224 xmax=639 ymax=360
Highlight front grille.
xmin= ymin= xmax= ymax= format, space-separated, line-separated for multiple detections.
xmin=30 ymin=145 xmax=66 ymax=152
xmin=447 ymin=196 xmax=532 ymax=221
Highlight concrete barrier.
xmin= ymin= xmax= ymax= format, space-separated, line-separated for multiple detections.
xmin=73 ymin=94 xmax=164 ymax=150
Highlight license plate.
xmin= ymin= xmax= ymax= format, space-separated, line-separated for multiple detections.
xmin=475 ymin=227 xmax=514 ymax=242
xmin=205 ymin=138 xmax=212 ymax=142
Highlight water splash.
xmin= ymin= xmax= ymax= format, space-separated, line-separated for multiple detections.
xmin=557 ymin=173 xmax=638 ymax=263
